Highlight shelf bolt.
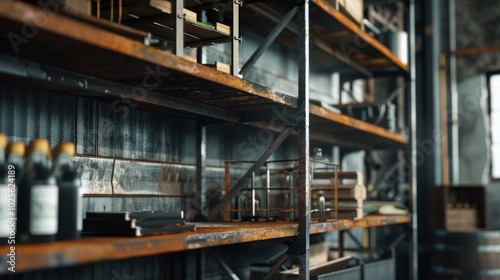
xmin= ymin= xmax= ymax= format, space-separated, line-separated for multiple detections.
xmin=178 ymin=13 xmax=186 ymax=19
xmin=234 ymin=36 xmax=242 ymax=42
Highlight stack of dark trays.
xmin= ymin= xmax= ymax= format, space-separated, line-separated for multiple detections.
xmin=82 ymin=211 xmax=195 ymax=237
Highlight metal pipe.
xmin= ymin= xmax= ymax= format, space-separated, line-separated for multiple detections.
xmin=449 ymin=0 xmax=459 ymax=184
xmin=196 ymin=124 xmax=207 ymax=217
xmin=439 ymin=53 xmax=450 ymax=186
xmin=174 ymin=0 xmax=184 ymax=57
xmin=297 ymin=1 xmax=311 ymax=279
xmin=240 ymin=6 xmax=298 ymax=77
xmin=232 ymin=0 xmax=241 ymax=75
xmin=409 ymin=0 xmax=418 ymax=278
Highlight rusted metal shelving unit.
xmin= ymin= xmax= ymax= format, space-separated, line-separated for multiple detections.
xmin=0 ymin=0 xmax=415 ymax=279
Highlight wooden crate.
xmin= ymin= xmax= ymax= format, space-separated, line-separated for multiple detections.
xmin=327 ymin=0 xmax=364 ymax=27
xmin=431 ymin=185 xmax=486 ymax=231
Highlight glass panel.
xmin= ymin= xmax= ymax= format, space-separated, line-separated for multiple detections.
xmin=493 ymin=145 xmax=500 ymax=179
xmin=491 ymin=75 xmax=500 ymax=110
xmin=492 ymin=111 xmax=500 ymax=144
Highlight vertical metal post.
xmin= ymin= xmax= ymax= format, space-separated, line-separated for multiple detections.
xmin=266 ymin=164 xmax=270 ymax=219
xmin=251 ymin=172 xmax=256 ymax=217
xmin=224 ymin=162 xmax=232 ymax=221
xmin=174 ymin=0 xmax=184 ymax=57
xmin=232 ymin=0 xmax=240 ymax=76
xmin=196 ymin=123 xmax=207 ymax=217
xmin=449 ymin=0 xmax=459 ymax=184
xmin=409 ymin=0 xmax=418 ymax=278
xmin=339 ymin=230 xmax=345 ymax=257
xmin=196 ymin=250 xmax=206 ymax=280
xmin=297 ymin=1 xmax=310 ymax=279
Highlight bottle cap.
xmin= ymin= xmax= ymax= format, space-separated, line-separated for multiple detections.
xmin=53 ymin=142 xmax=75 ymax=156
xmin=6 ymin=141 xmax=25 ymax=156
xmin=28 ymin=138 xmax=51 ymax=157
xmin=0 ymin=133 xmax=6 ymax=149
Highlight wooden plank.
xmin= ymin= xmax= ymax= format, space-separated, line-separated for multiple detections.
xmin=311 ymin=0 xmax=408 ymax=72
xmin=309 ymin=104 xmax=407 ymax=148
xmin=73 ymin=156 xmax=114 ymax=195
xmin=0 ymin=1 xmax=297 ymax=110
xmin=112 ymin=160 xmax=195 ymax=195
xmin=0 ymin=215 xmax=410 ymax=275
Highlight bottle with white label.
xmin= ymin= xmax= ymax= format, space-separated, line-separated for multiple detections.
xmin=53 ymin=142 xmax=82 ymax=240
xmin=18 ymin=139 xmax=59 ymax=243
xmin=0 ymin=141 xmax=25 ymax=245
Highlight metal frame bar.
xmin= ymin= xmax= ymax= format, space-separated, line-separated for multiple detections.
xmin=297 ymin=1 xmax=310 ymax=279
xmin=206 ymin=249 xmax=240 ymax=280
xmin=232 ymin=0 xmax=241 ymax=75
xmin=448 ymin=0 xmax=459 ymax=184
xmin=207 ymin=127 xmax=293 ymax=221
xmin=0 ymin=54 xmax=240 ymax=123
xmin=246 ymin=3 xmax=372 ymax=77
xmin=196 ymin=123 xmax=207 ymax=217
xmin=264 ymin=253 xmax=289 ymax=279
xmin=174 ymin=0 xmax=184 ymax=57
xmin=240 ymin=6 xmax=299 ymax=77
xmin=409 ymin=0 xmax=418 ymax=278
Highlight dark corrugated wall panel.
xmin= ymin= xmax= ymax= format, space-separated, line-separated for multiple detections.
xmin=0 ymin=81 xmax=76 ymax=146
xmin=96 ymin=101 xmax=196 ymax=164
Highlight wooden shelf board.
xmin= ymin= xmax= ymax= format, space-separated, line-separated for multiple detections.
xmin=311 ymin=0 xmax=408 ymax=73
xmin=0 ymin=1 xmax=408 ymax=148
xmin=242 ymin=1 xmax=408 ymax=75
xmin=0 ymin=214 xmax=409 ymax=274
xmin=0 ymin=1 xmax=296 ymax=112
xmin=310 ymin=104 xmax=408 ymax=148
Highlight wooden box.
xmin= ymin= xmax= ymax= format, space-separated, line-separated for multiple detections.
xmin=431 ymin=185 xmax=486 ymax=231
xmin=328 ymin=0 xmax=364 ymax=27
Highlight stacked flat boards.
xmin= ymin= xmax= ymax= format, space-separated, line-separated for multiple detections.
xmin=83 ymin=211 xmax=195 ymax=237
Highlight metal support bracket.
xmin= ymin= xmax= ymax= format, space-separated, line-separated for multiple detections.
xmin=206 ymin=249 xmax=240 ymax=280
xmin=240 ymin=5 xmax=299 ymax=77
xmin=207 ymin=127 xmax=293 ymax=221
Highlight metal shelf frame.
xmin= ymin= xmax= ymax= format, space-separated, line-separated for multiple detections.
xmin=0 ymin=0 xmax=416 ymax=278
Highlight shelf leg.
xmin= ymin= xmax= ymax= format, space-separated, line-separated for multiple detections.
xmin=196 ymin=250 xmax=206 ymax=280
xmin=231 ymin=0 xmax=241 ymax=76
xmin=196 ymin=123 xmax=207 ymax=217
xmin=174 ymin=0 xmax=184 ymax=57
xmin=339 ymin=230 xmax=345 ymax=258
xmin=297 ymin=0 xmax=310 ymax=279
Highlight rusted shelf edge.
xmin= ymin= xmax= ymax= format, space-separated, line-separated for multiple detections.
xmin=0 ymin=1 xmax=297 ymax=109
xmin=311 ymin=0 xmax=408 ymax=73
xmin=309 ymin=104 xmax=408 ymax=146
xmin=0 ymin=215 xmax=409 ymax=275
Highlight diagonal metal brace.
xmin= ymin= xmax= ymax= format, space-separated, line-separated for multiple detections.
xmin=239 ymin=5 xmax=299 ymax=77
xmin=206 ymin=249 xmax=240 ymax=280
xmin=207 ymin=127 xmax=293 ymax=220
xmin=264 ymin=253 xmax=290 ymax=279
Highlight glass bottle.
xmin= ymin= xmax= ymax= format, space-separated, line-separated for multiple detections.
xmin=18 ymin=139 xmax=58 ymax=243
xmin=53 ymin=142 xmax=82 ymax=240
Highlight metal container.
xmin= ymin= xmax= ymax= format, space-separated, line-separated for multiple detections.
xmin=379 ymin=31 xmax=408 ymax=66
